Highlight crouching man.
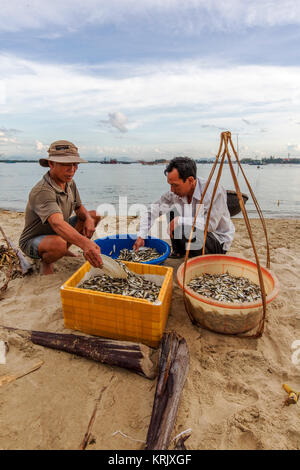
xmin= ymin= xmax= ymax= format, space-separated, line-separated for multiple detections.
xmin=133 ymin=157 xmax=235 ymax=257
xmin=19 ymin=140 xmax=103 ymax=275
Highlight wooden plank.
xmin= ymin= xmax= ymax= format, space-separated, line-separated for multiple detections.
xmin=145 ymin=331 xmax=189 ymax=450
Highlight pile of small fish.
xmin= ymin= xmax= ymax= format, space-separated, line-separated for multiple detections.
xmin=117 ymin=247 xmax=160 ymax=263
xmin=187 ymin=272 xmax=262 ymax=303
xmin=80 ymin=263 xmax=160 ymax=302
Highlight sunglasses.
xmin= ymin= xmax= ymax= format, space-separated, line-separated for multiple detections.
xmin=59 ymin=162 xmax=79 ymax=168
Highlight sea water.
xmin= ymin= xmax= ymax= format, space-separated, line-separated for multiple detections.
xmin=0 ymin=162 xmax=299 ymax=218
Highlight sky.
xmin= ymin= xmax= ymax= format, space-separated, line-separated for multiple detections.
xmin=1 ymin=0 xmax=300 ymax=160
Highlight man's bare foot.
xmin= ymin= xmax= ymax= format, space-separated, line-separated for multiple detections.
xmin=42 ymin=261 xmax=54 ymax=275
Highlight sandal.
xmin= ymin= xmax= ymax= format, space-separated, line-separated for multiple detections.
xmin=168 ymin=252 xmax=183 ymax=259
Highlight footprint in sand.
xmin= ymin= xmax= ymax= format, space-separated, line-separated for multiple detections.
xmin=236 ymin=429 xmax=263 ymax=450
xmin=219 ymin=405 xmax=262 ymax=449
xmin=287 ymin=429 xmax=300 ymax=450
xmin=224 ymin=382 xmax=259 ymax=406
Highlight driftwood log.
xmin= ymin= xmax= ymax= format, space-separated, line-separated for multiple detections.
xmin=22 ymin=330 xmax=158 ymax=380
xmin=0 ymin=326 xmax=158 ymax=379
xmin=173 ymin=431 xmax=191 ymax=450
xmin=145 ymin=331 xmax=190 ymax=450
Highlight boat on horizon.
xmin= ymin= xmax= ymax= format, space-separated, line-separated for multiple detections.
xmin=100 ymin=159 xmax=117 ymax=164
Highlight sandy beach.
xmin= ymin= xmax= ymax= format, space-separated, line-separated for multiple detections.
xmin=0 ymin=209 xmax=300 ymax=450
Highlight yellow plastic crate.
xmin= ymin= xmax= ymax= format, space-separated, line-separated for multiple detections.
xmin=60 ymin=261 xmax=173 ymax=348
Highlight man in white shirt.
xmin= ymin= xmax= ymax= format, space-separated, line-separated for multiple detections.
xmin=133 ymin=157 xmax=235 ymax=258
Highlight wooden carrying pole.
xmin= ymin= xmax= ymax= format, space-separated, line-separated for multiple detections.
xmin=145 ymin=331 xmax=189 ymax=450
xmin=182 ymin=131 xmax=270 ymax=339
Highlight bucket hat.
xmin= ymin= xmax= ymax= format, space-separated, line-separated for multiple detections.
xmin=39 ymin=140 xmax=88 ymax=167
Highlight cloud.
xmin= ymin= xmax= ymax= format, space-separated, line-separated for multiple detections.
xmin=0 ymin=126 xmax=20 ymax=144
xmin=242 ymin=118 xmax=260 ymax=126
xmin=1 ymin=1 xmax=300 ymax=33
xmin=99 ymin=112 xmax=129 ymax=133
xmin=242 ymin=119 xmax=251 ymax=125
xmin=201 ymin=124 xmax=227 ymax=131
xmin=36 ymin=140 xmax=48 ymax=152
xmin=3 ymin=52 xmax=299 ymax=122
xmin=0 ymin=126 xmax=21 ymax=135
xmin=1 ymin=52 xmax=300 ymax=157
xmin=287 ymin=143 xmax=300 ymax=152
xmin=0 ymin=136 xmax=16 ymax=143
xmin=36 ymin=32 xmax=64 ymax=40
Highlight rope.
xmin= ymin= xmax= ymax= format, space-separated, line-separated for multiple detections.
xmin=228 ymin=137 xmax=270 ymax=269
xmin=182 ymin=131 xmax=270 ymax=339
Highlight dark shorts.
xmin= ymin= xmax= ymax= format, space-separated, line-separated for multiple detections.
xmin=24 ymin=215 xmax=78 ymax=260
xmin=168 ymin=210 xmax=226 ymax=257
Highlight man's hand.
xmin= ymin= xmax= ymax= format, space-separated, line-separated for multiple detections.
xmin=47 ymin=213 xmax=102 ymax=267
xmin=133 ymin=237 xmax=145 ymax=252
xmin=82 ymin=239 xmax=103 ymax=268
xmin=168 ymin=216 xmax=179 ymax=238
xmin=82 ymin=215 xmax=96 ymax=239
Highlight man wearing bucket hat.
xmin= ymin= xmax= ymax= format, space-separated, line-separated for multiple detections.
xmin=19 ymin=140 xmax=103 ymax=275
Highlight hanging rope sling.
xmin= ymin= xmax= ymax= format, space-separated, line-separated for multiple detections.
xmin=182 ymin=131 xmax=270 ymax=339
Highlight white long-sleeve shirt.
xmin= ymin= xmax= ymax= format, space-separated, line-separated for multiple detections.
xmin=137 ymin=177 xmax=235 ymax=251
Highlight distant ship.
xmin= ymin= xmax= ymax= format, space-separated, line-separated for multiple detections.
xmin=139 ymin=159 xmax=169 ymax=165
xmin=100 ymin=159 xmax=117 ymax=164
xmin=139 ymin=160 xmax=156 ymax=165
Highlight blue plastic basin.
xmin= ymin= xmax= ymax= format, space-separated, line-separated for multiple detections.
xmin=94 ymin=234 xmax=171 ymax=265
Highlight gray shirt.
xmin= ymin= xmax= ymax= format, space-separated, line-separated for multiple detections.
xmin=19 ymin=171 xmax=82 ymax=251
